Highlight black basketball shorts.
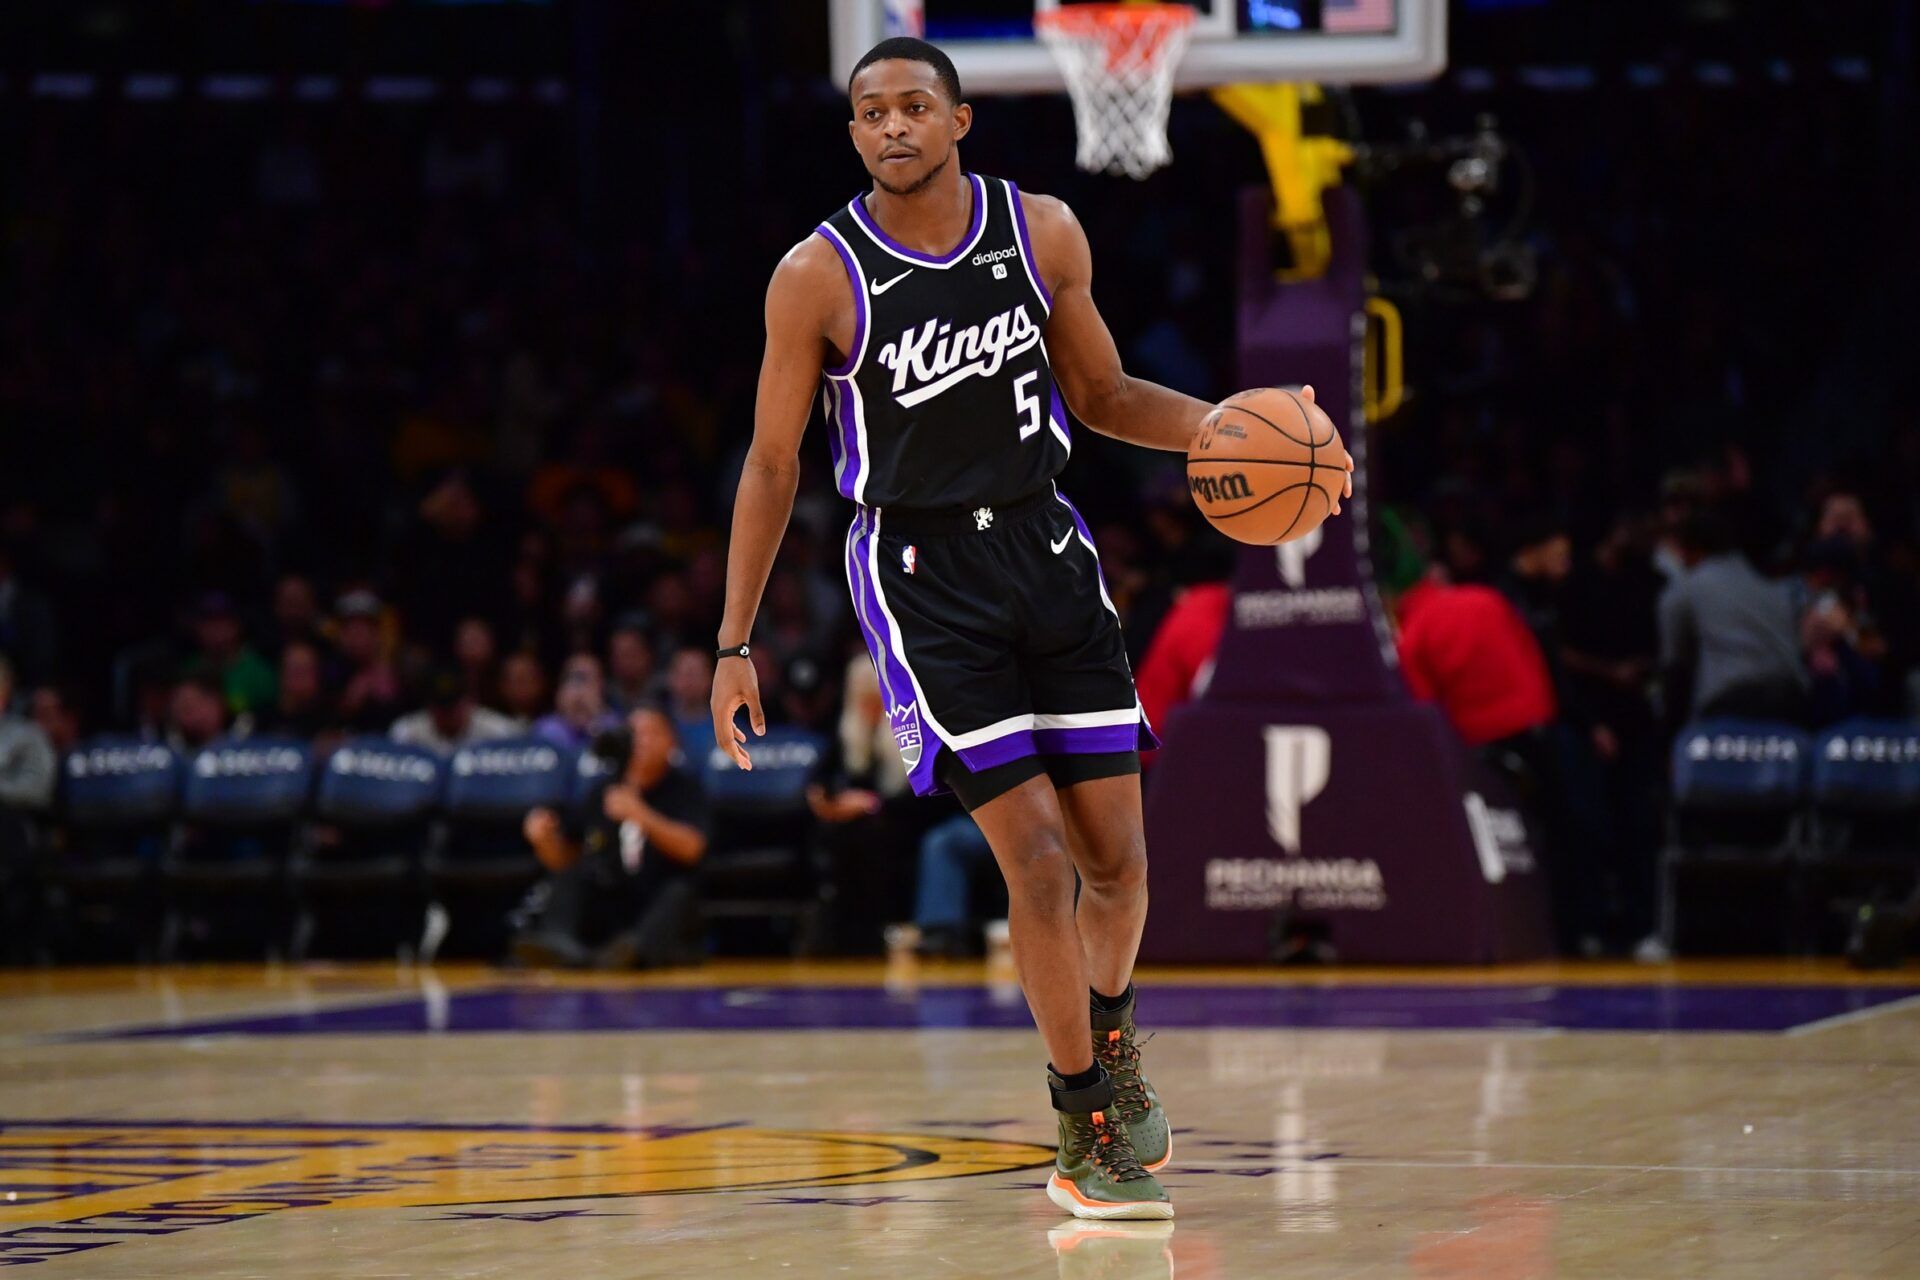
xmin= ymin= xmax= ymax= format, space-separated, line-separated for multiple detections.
xmin=843 ymin=484 xmax=1159 ymax=801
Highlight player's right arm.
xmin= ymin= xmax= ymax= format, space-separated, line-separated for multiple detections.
xmin=710 ymin=237 xmax=849 ymax=770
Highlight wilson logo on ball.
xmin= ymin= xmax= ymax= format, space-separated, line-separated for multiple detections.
xmin=1189 ymin=472 xmax=1253 ymax=504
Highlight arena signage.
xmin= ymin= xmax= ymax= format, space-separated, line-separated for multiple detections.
xmin=66 ymin=745 xmax=172 ymax=778
xmin=330 ymin=749 xmax=438 ymax=784
xmin=453 ymin=746 xmax=560 ymax=777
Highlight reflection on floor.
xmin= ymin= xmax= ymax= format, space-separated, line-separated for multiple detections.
xmin=2 ymin=959 xmax=1917 ymax=1279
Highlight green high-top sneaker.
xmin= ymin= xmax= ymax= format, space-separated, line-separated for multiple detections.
xmin=1091 ymin=988 xmax=1170 ymax=1171
xmin=1044 ymin=1068 xmax=1173 ymax=1221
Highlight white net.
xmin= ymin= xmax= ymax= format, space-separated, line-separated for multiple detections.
xmin=1036 ymin=4 xmax=1195 ymax=180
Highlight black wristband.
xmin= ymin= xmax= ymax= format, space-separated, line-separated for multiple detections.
xmin=715 ymin=643 xmax=751 ymax=661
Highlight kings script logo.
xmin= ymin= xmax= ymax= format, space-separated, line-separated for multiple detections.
xmin=0 ymin=1120 xmax=1049 ymax=1267
xmin=877 ymin=305 xmax=1042 ymax=409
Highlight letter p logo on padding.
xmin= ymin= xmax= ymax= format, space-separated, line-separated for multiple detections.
xmin=1263 ymin=725 xmax=1331 ymax=854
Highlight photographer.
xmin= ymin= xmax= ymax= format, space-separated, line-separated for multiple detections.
xmin=511 ymin=703 xmax=709 ymax=970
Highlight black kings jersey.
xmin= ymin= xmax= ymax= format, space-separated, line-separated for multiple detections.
xmin=814 ymin=172 xmax=1070 ymax=510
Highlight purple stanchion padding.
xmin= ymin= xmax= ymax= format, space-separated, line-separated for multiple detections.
xmin=76 ymin=983 xmax=1918 ymax=1038
xmin=1139 ymin=187 xmax=1552 ymax=964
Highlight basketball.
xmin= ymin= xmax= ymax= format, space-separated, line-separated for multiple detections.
xmin=1186 ymin=386 xmax=1350 ymax=545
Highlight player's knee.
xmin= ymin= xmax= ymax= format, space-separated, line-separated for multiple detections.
xmin=1003 ymin=830 xmax=1075 ymax=905
xmin=1083 ymin=831 xmax=1148 ymax=896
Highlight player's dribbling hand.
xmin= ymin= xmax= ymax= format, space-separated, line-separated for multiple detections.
xmin=711 ymin=658 xmax=765 ymax=771
xmin=1299 ymin=384 xmax=1355 ymax=516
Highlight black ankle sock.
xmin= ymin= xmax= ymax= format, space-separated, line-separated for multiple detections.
xmin=1089 ymin=983 xmax=1134 ymax=1014
xmin=1051 ymin=1062 xmax=1104 ymax=1093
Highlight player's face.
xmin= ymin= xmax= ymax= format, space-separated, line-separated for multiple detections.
xmin=849 ymin=61 xmax=971 ymax=197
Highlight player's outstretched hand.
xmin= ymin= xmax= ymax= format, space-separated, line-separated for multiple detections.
xmin=711 ymin=658 xmax=765 ymax=771
xmin=1299 ymin=384 xmax=1355 ymax=516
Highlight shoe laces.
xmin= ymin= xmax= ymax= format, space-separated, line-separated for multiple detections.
xmin=1093 ymin=1027 xmax=1153 ymax=1124
xmin=1066 ymin=1109 xmax=1151 ymax=1182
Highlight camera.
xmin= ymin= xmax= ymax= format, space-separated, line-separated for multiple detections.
xmin=588 ymin=725 xmax=635 ymax=775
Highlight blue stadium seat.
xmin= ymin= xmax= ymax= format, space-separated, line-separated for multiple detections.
xmin=698 ymin=727 xmax=827 ymax=955
xmin=1802 ymin=721 xmax=1920 ymax=936
xmin=1661 ymin=719 xmax=1811 ymax=954
xmin=425 ymin=736 xmax=573 ymax=959
xmin=41 ymin=738 xmax=182 ymax=960
xmin=1812 ymin=720 xmax=1920 ymax=817
xmin=291 ymin=739 xmax=447 ymax=960
xmin=162 ymin=737 xmax=315 ymax=960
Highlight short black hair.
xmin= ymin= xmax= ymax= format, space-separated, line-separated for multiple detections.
xmin=850 ymin=37 xmax=964 ymax=107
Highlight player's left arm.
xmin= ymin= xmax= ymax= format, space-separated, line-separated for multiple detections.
xmin=1026 ymin=193 xmax=1351 ymax=503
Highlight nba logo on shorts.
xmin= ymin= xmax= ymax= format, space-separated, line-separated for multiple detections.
xmin=1263 ymin=725 xmax=1330 ymax=853
xmin=902 ymin=545 xmax=917 ymax=575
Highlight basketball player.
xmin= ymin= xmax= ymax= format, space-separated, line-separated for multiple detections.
xmin=711 ymin=37 xmax=1347 ymax=1220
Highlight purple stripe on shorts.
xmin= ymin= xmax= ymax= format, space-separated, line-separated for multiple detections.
xmin=850 ymin=174 xmax=986 ymax=266
xmin=955 ymin=730 xmax=1039 ymax=773
xmin=1009 ymin=180 xmax=1053 ymax=310
xmin=1034 ymin=723 xmax=1146 ymax=755
xmin=849 ymin=511 xmax=944 ymax=797
xmin=815 ymin=224 xmax=867 ymax=377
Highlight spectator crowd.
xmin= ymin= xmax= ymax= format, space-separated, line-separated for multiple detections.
xmin=1 ymin=3 xmax=1914 ymax=962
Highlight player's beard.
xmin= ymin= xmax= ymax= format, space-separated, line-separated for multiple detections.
xmin=871 ymin=147 xmax=951 ymax=198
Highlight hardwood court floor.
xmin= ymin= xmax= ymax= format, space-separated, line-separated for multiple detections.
xmin=2 ymin=959 xmax=1918 ymax=1278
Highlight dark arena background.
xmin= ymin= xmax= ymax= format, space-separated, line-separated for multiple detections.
xmin=2 ymin=1 xmax=1918 ymax=1276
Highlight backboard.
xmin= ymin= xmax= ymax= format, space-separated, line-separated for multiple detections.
xmin=829 ymin=0 xmax=1448 ymax=96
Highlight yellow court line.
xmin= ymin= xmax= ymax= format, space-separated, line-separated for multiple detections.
xmin=3 ymin=957 xmax=1916 ymax=1003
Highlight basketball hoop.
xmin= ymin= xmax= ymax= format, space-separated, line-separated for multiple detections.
xmin=1035 ymin=3 xmax=1195 ymax=180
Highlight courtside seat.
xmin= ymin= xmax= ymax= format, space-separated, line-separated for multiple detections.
xmin=1808 ymin=719 xmax=1920 ymax=849
xmin=698 ymin=727 xmax=827 ymax=955
xmin=1801 ymin=720 xmax=1920 ymax=946
xmin=290 ymin=738 xmax=445 ymax=959
xmin=161 ymin=737 xmax=314 ymax=959
xmin=1660 ymin=719 xmax=1810 ymax=953
xmin=41 ymin=737 xmax=182 ymax=960
xmin=423 ymin=736 xmax=571 ymax=958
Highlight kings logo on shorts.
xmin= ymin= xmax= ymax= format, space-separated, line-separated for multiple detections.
xmin=889 ymin=700 xmax=924 ymax=769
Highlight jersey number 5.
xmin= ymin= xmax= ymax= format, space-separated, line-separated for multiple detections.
xmin=1014 ymin=371 xmax=1042 ymax=442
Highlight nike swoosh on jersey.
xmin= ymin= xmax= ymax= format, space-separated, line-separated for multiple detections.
xmin=871 ymin=269 xmax=913 ymax=295
xmin=1050 ymin=531 xmax=1074 ymax=554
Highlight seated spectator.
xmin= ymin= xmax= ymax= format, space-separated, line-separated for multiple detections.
xmin=778 ymin=652 xmax=837 ymax=732
xmin=908 ymin=812 xmax=998 ymax=958
xmin=1658 ymin=505 xmax=1807 ymax=723
xmin=0 ymin=543 xmax=57 ymax=688
xmin=664 ymin=645 xmax=713 ymax=732
xmin=498 ymin=651 xmax=549 ymax=727
xmin=1795 ymin=490 xmax=1917 ymax=723
xmin=166 ymin=674 xmax=230 ymax=753
xmin=1396 ymin=566 xmax=1557 ymax=747
xmin=0 ymin=654 xmax=56 ymax=815
xmin=333 ymin=589 xmax=404 ymax=732
xmin=269 ymin=573 xmax=325 ymax=658
xmin=606 ymin=618 xmax=656 ymax=713
xmin=0 ymin=654 xmax=54 ymax=890
xmin=182 ymin=591 xmax=277 ymax=717
xmin=533 ymin=653 xmax=620 ymax=749
xmin=391 ymin=669 xmax=518 ymax=756
xmin=452 ymin=616 xmax=501 ymax=707
xmin=1135 ymin=577 xmax=1231 ymax=764
xmin=27 ymin=684 xmax=81 ymax=757
xmin=259 ymin=639 xmax=338 ymax=741
xmin=513 ymin=704 xmax=709 ymax=970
